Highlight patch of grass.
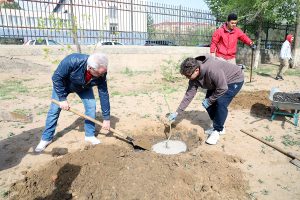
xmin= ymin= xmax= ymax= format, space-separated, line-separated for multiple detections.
xmin=121 ymin=67 xmax=134 ymax=77
xmin=254 ymin=66 xmax=275 ymax=76
xmin=161 ymin=85 xmax=178 ymax=94
xmin=13 ymin=109 xmax=31 ymax=116
xmin=111 ymin=91 xmax=121 ymax=97
xmin=281 ymin=135 xmax=300 ymax=146
xmin=285 ymin=68 xmax=300 ymax=77
xmin=258 ymin=179 xmax=264 ymax=184
xmin=0 ymin=80 xmax=29 ymax=100
xmin=264 ymin=135 xmax=274 ymax=142
xmin=0 ymin=190 xmax=10 ymax=198
xmin=51 ymin=59 xmax=61 ymax=65
xmin=22 ymin=78 xmax=34 ymax=82
xmin=260 ymin=189 xmax=269 ymax=195
xmin=160 ymin=58 xmax=183 ymax=82
xmin=36 ymin=106 xmax=49 ymax=116
xmin=8 ymin=132 xmax=15 ymax=137
xmin=260 ymin=145 xmax=266 ymax=154
xmin=141 ymin=114 xmax=150 ymax=118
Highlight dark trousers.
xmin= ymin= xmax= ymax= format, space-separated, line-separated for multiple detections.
xmin=205 ymin=81 xmax=243 ymax=131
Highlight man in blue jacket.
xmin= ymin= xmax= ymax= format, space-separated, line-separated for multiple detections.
xmin=35 ymin=53 xmax=111 ymax=152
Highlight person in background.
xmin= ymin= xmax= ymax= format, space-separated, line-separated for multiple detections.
xmin=210 ymin=13 xmax=256 ymax=64
xmin=275 ymin=34 xmax=294 ymax=80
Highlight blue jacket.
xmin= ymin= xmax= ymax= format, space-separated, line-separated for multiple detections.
xmin=52 ymin=53 xmax=110 ymax=120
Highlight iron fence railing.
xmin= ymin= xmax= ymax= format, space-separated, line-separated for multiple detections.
xmin=0 ymin=0 xmax=296 ymax=49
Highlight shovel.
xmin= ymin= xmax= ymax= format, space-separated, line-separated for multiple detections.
xmin=240 ymin=129 xmax=300 ymax=168
xmin=52 ymin=99 xmax=151 ymax=151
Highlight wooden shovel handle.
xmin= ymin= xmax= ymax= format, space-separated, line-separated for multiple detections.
xmin=51 ymin=99 xmax=129 ymax=140
xmin=240 ymin=129 xmax=300 ymax=160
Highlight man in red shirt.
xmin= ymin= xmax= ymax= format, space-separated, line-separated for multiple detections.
xmin=210 ymin=13 xmax=256 ymax=64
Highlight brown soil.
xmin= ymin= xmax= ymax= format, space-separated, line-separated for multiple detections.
xmin=10 ymin=144 xmax=248 ymax=200
xmin=230 ymin=91 xmax=271 ymax=110
xmin=230 ymin=91 xmax=272 ymax=118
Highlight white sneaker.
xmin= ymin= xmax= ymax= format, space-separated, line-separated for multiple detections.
xmin=204 ymin=127 xmax=214 ymax=135
xmin=205 ymin=127 xmax=226 ymax=135
xmin=206 ymin=131 xmax=220 ymax=145
xmin=85 ymin=136 xmax=101 ymax=145
xmin=35 ymin=140 xmax=52 ymax=152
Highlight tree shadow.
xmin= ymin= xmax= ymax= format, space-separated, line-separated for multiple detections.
xmin=35 ymin=163 xmax=81 ymax=200
xmin=0 ymin=113 xmax=119 ymax=171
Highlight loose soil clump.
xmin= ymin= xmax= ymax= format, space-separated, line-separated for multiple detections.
xmin=10 ymin=144 xmax=249 ymax=200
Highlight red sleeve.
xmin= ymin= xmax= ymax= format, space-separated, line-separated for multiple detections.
xmin=237 ymin=29 xmax=252 ymax=46
xmin=210 ymin=29 xmax=220 ymax=53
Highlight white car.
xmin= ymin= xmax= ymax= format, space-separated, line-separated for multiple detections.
xmin=97 ymin=41 xmax=124 ymax=46
xmin=24 ymin=39 xmax=61 ymax=45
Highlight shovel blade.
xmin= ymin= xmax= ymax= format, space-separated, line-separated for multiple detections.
xmin=132 ymin=140 xmax=152 ymax=151
xmin=290 ymin=159 xmax=300 ymax=168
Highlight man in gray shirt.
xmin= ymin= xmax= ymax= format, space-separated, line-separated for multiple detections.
xmin=168 ymin=55 xmax=244 ymax=145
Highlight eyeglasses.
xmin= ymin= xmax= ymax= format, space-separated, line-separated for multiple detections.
xmin=184 ymin=70 xmax=195 ymax=79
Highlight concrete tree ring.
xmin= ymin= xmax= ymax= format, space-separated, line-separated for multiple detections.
xmin=152 ymin=140 xmax=187 ymax=155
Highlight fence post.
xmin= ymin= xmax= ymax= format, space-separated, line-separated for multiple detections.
xmin=178 ymin=5 xmax=182 ymax=46
xmin=265 ymin=22 xmax=269 ymax=49
xmin=131 ymin=0 xmax=134 ymax=45
xmin=70 ymin=0 xmax=81 ymax=53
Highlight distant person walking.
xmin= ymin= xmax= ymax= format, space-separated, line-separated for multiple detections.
xmin=275 ymin=34 xmax=294 ymax=80
xmin=210 ymin=13 xmax=256 ymax=64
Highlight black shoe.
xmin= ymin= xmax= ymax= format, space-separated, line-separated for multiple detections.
xmin=279 ymin=76 xmax=284 ymax=80
xmin=275 ymin=76 xmax=279 ymax=80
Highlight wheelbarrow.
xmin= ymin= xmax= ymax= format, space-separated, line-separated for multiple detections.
xmin=269 ymin=88 xmax=300 ymax=126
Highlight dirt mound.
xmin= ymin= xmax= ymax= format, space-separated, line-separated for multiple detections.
xmin=10 ymin=145 xmax=248 ymax=200
xmin=230 ymin=90 xmax=271 ymax=110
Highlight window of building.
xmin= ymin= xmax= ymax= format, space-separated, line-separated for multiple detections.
xmin=109 ymin=23 xmax=118 ymax=34
xmin=109 ymin=6 xmax=117 ymax=19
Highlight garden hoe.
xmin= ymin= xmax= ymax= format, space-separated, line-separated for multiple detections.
xmin=52 ymin=99 xmax=151 ymax=151
xmin=241 ymin=129 xmax=300 ymax=168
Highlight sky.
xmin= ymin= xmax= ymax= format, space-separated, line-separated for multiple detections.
xmin=147 ymin=0 xmax=210 ymax=11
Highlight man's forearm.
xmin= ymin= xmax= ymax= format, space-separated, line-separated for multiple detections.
xmin=176 ymin=86 xmax=197 ymax=114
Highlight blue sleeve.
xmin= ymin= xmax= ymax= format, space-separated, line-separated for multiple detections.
xmin=97 ymin=74 xmax=110 ymax=120
xmin=52 ymin=57 xmax=73 ymax=101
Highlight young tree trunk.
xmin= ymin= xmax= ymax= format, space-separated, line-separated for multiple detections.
xmin=70 ymin=0 xmax=81 ymax=53
xmin=254 ymin=18 xmax=263 ymax=69
xmin=293 ymin=0 xmax=300 ymax=68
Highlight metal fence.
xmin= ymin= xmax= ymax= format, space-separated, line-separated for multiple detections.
xmin=0 ymin=0 xmax=296 ymax=48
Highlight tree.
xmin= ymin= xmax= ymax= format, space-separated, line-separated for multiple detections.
xmin=205 ymin=0 xmax=298 ymax=68
xmin=293 ymin=0 xmax=300 ymax=68
xmin=147 ymin=14 xmax=156 ymax=40
xmin=1 ymin=1 xmax=21 ymax=9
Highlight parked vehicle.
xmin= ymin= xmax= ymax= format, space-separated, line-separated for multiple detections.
xmin=0 ymin=37 xmax=24 ymax=45
xmin=145 ymin=40 xmax=177 ymax=46
xmin=197 ymin=44 xmax=210 ymax=47
xmin=96 ymin=41 xmax=124 ymax=46
xmin=24 ymin=39 xmax=61 ymax=45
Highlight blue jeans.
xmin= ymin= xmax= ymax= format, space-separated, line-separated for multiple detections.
xmin=205 ymin=81 xmax=243 ymax=132
xmin=41 ymin=88 xmax=96 ymax=141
